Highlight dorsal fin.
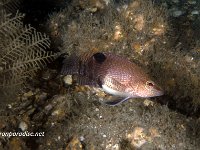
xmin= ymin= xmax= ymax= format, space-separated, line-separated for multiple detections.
xmin=93 ymin=52 xmax=106 ymax=63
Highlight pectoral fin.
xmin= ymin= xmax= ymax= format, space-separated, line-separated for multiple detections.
xmin=102 ymin=97 xmax=131 ymax=106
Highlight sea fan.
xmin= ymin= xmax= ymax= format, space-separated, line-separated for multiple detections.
xmin=0 ymin=0 xmax=22 ymax=13
xmin=0 ymin=10 xmax=56 ymax=103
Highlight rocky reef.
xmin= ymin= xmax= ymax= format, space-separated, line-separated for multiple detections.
xmin=0 ymin=0 xmax=200 ymax=149
xmin=48 ymin=0 xmax=200 ymax=113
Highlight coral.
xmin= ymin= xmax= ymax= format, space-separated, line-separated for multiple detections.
xmin=0 ymin=0 xmax=22 ymax=13
xmin=0 ymin=8 xmax=56 ymax=105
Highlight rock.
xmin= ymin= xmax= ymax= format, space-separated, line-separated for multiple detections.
xmin=66 ymin=136 xmax=82 ymax=150
xmin=9 ymin=137 xmax=27 ymax=150
xmin=18 ymin=121 xmax=28 ymax=131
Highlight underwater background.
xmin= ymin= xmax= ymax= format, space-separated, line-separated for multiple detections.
xmin=0 ymin=0 xmax=200 ymax=149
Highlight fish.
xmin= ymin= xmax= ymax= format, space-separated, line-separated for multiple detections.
xmin=61 ymin=52 xmax=164 ymax=106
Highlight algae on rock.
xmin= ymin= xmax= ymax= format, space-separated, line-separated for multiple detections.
xmin=47 ymin=0 xmax=200 ymax=110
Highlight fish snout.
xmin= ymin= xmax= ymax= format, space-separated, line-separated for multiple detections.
xmin=153 ymin=84 xmax=164 ymax=96
xmin=135 ymin=81 xmax=164 ymax=98
xmin=146 ymin=82 xmax=164 ymax=97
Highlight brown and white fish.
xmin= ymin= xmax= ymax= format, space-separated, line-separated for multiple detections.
xmin=61 ymin=52 xmax=164 ymax=106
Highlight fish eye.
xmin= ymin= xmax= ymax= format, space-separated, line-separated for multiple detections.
xmin=146 ymin=81 xmax=154 ymax=87
xmin=93 ymin=52 xmax=106 ymax=63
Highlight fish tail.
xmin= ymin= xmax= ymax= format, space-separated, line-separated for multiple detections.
xmin=61 ymin=54 xmax=80 ymax=75
xmin=61 ymin=48 xmax=100 ymax=75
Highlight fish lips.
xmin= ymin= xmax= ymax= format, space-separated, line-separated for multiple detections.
xmin=154 ymin=85 xmax=164 ymax=96
xmin=141 ymin=84 xmax=164 ymax=98
xmin=150 ymin=86 xmax=164 ymax=97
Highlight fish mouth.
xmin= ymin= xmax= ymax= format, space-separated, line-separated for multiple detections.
xmin=155 ymin=90 xmax=164 ymax=96
xmin=153 ymin=85 xmax=164 ymax=96
xmin=143 ymin=91 xmax=164 ymax=98
xmin=153 ymin=87 xmax=164 ymax=97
